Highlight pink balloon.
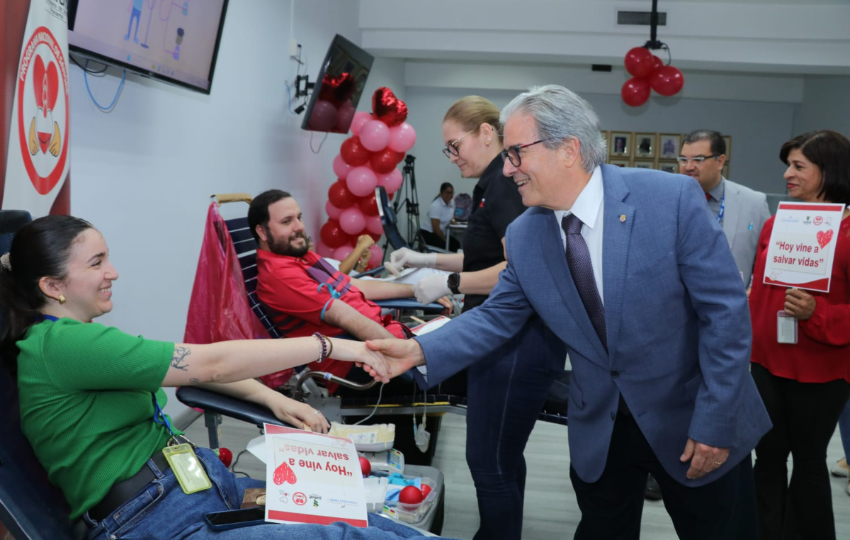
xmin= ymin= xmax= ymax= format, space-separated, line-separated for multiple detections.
xmin=346 ymin=166 xmax=378 ymax=197
xmin=339 ymin=206 xmax=366 ymax=235
xmin=368 ymin=244 xmax=384 ymax=268
xmin=307 ymin=100 xmax=338 ymax=131
xmin=333 ymin=245 xmax=355 ymax=262
xmin=336 ymin=101 xmax=356 ymax=133
xmin=365 ymin=214 xmax=384 ymax=236
xmin=325 ymin=200 xmax=343 ymax=219
xmin=315 ymin=241 xmax=335 ymax=258
xmin=359 ymin=120 xmax=391 ymax=152
xmin=350 ymin=111 xmax=372 ymax=136
xmin=380 ymin=168 xmax=403 ymax=193
xmin=333 ymin=154 xmax=352 ymax=180
xmin=388 ymin=122 xmax=416 ymax=153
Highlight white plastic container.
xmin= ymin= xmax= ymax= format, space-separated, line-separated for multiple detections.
xmin=386 ymin=476 xmax=438 ymax=523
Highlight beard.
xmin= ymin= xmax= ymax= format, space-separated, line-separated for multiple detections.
xmin=266 ymin=227 xmax=309 ymax=258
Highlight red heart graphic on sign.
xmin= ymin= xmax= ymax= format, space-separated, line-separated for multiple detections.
xmin=817 ymin=229 xmax=833 ymax=249
xmin=273 ymin=460 xmax=298 ymax=485
xmin=372 ymin=87 xmax=408 ymax=127
xmin=32 ymin=56 xmax=59 ymax=114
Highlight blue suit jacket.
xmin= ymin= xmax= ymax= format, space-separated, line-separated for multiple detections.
xmin=416 ymin=164 xmax=771 ymax=487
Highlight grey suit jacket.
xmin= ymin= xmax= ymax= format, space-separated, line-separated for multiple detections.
xmin=718 ymin=178 xmax=771 ymax=286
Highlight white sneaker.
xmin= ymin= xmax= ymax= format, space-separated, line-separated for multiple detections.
xmin=831 ymin=457 xmax=849 ymax=478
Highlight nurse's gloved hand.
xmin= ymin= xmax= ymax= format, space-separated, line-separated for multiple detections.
xmin=387 ymin=248 xmax=437 ymax=274
xmin=414 ymin=274 xmax=451 ymax=305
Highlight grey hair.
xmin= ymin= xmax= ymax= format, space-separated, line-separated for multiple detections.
xmin=500 ymin=85 xmax=607 ymax=173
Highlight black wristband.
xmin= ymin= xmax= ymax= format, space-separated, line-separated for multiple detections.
xmin=447 ymin=272 xmax=461 ymax=294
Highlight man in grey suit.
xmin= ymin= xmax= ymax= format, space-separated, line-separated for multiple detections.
xmin=365 ymin=85 xmax=771 ymax=539
xmin=679 ymin=130 xmax=771 ymax=286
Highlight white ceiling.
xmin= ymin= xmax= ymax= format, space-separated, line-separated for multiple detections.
xmin=359 ymin=0 xmax=850 ymax=76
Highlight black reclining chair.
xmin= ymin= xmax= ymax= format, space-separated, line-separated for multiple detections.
xmin=0 ymin=210 xmax=82 ymax=540
xmin=176 ymin=196 xmax=457 ymax=452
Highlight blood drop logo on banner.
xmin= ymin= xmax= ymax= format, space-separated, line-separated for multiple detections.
xmin=4 ymin=0 xmax=70 ymax=217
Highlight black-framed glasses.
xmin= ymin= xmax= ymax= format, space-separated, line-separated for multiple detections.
xmin=501 ymin=139 xmax=554 ymax=167
xmin=676 ymin=154 xmax=720 ymax=165
xmin=442 ymin=129 xmax=475 ymax=159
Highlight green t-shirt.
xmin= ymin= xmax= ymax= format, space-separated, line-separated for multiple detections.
xmin=16 ymin=318 xmax=176 ymax=520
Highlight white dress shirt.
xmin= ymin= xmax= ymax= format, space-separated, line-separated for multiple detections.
xmin=554 ymin=165 xmax=605 ymax=304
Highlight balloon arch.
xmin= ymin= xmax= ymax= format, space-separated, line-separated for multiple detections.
xmin=317 ymin=88 xmax=416 ymax=268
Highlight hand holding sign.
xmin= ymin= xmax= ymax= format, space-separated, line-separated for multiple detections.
xmin=784 ymin=288 xmax=816 ymax=320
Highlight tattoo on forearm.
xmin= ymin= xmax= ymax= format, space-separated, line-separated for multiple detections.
xmin=171 ymin=346 xmax=191 ymax=371
xmin=190 ymin=378 xmax=200 ymax=384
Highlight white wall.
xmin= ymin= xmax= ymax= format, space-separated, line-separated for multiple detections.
xmin=794 ymin=76 xmax=850 ymax=136
xmin=67 ymin=0 xmax=405 ymax=416
xmin=403 ymin=85 xmax=795 ymax=222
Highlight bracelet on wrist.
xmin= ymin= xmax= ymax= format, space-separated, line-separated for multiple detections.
xmin=326 ymin=336 xmax=334 ymax=359
xmin=312 ymin=332 xmax=328 ymax=362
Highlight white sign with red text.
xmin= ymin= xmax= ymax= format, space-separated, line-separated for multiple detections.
xmin=263 ymin=423 xmax=367 ymax=527
xmin=763 ymin=202 xmax=845 ymax=293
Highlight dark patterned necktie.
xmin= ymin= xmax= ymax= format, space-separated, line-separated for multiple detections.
xmin=562 ymin=214 xmax=607 ymax=351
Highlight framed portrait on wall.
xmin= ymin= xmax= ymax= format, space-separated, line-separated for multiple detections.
xmin=723 ymin=163 xmax=730 ymax=178
xmin=658 ymin=160 xmax=679 ymax=173
xmin=659 ymin=134 xmax=681 ymax=160
xmin=609 ymin=132 xmax=631 ymax=158
xmin=634 ymin=133 xmax=657 ymax=159
xmin=633 ymin=160 xmax=654 ymax=170
xmin=723 ymin=135 xmax=732 ymax=159
xmin=609 ymin=158 xmax=630 ymax=168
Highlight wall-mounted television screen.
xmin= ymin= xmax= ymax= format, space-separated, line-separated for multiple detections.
xmin=68 ymin=0 xmax=229 ymax=94
xmin=301 ymin=34 xmax=374 ymax=134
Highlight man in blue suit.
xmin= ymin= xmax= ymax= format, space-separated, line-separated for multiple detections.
xmin=366 ymin=85 xmax=771 ymax=538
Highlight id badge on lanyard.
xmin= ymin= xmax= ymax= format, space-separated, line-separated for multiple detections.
xmin=777 ymin=311 xmax=798 ymax=344
xmin=153 ymin=394 xmax=212 ymax=494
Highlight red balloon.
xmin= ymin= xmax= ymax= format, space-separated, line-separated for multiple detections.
xmin=652 ymin=55 xmax=664 ymax=71
xmin=340 ymin=137 xmax=372 ymax=167
xmin=370 ymin=148 xmax=399 ymax=174
xmin=359 ymin=456 xmax=371 ymax=478
xmin=621 ymin=77 xmax=651 ymax=107
xmin=372 ymin=87 xmax=408 ymax=127
xmin=358 ymin=193 xmax=379 ymax=216
xmin=624 ymin=47 xmax=654 ymax=78
xmin=320 ymin=219 xmax=350 ymax=248
xmin=216 ymin=448 xmax=232 ymax=468
xmin=368 ymin=231 xmax=382 ymax=243
xmin=399 ymin=486 xmax=424 ymax=505
xmin=650 ymin=66 xmax=685 ymax=97
xmin=328 ymin=181 xmax=356 ymax=209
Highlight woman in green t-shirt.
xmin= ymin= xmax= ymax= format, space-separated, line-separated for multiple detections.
xmin=0 ymin=216 xmax=438 ymax=540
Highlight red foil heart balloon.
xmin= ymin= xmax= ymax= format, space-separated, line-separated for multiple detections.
xmin=372 ymin=87 xmax=408 ymax=127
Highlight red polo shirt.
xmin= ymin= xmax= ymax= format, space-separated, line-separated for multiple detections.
xmin=256 ymin=249 xmax=408 ymax=392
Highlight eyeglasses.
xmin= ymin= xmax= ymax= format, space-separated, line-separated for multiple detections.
xmin=676 ymin=154 xmax=720 ymax=165
xmin=442 ymin=129 xmax=476 ymax=159
xmin=501 ymin=139 xmax=554 ymax=168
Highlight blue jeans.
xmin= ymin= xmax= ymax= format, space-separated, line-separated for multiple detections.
xmin=840 ymin=397 xmax=850 ymax=460
xmin=82 ymin=448 xmax=451 ymax=539
xmin=464 ymin=317 xmax=565 ymax=540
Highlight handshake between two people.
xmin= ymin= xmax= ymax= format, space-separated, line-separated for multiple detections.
xmin=336 ymin=335 xmax=426 ymax=384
